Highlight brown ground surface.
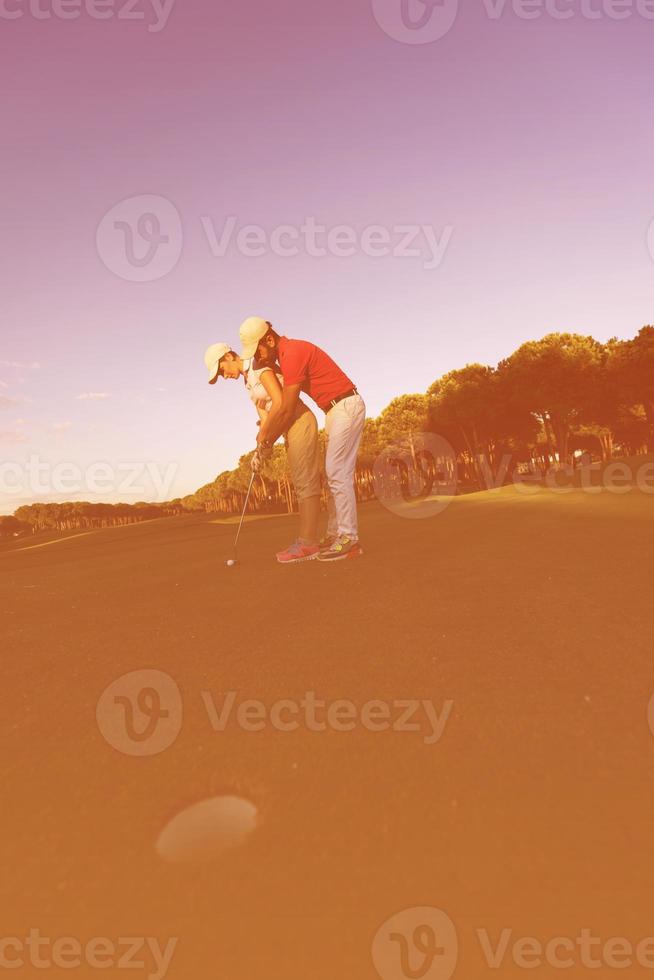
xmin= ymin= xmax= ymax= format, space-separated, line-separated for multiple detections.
xmin=2 ymin=480 xmax=654 ymax=979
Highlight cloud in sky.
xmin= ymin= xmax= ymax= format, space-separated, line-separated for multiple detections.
xmin=0 ymin=429 xmax=28 ymax=444
xmin=0 ymin=393 xmax=31 ymax=409
xmin=0 ymin=361 xmax=40 ymax=370
xmin=76 ymin=392 xmax=110 ymax=401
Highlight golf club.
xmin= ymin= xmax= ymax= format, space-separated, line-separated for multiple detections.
xmin=226 ymin=469 xmax=256 ymax=567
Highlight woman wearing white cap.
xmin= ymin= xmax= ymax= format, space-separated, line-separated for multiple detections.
xmin=204 ymin=343 xmax=322 ymax=564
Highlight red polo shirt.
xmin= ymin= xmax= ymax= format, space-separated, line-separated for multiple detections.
xmin=277 ymin=337 xmax=355 ymax=412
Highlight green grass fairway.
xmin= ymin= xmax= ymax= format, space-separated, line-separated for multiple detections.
xmin=2 ymin=484 xmax=654 ymax=979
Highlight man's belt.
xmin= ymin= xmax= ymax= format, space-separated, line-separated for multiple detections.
xmin=323 ymin=388 xmax=358 ymax=412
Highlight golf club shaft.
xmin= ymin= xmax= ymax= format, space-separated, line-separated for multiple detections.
xmin=233 ymin=470 xmax=256 ymax=554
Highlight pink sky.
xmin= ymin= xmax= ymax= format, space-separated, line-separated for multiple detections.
xmin=1 ymin=0 xmax=654 ymax=512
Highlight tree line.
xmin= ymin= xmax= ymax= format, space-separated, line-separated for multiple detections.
xmin=182 ymin=326 xmax=654 ymax=516
xmin=3 ymin=326 xmax=652 ymax=535
xmin=0 ymin=502 xmax=180 ymax=538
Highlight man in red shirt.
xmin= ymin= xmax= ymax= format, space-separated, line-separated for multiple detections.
xmin=240 ymin=317 xmax=366 ymax=563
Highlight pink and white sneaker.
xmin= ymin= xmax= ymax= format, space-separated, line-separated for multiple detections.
xmin=276 ymin=540 xmax=320 ymax=564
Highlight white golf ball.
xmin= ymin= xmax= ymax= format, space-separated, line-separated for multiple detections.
xmin=226 ymin=559 xmax=236 ymax=567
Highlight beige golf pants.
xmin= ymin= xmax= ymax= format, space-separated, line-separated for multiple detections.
xmin=285 ymin=407 xmax=321 ymax=501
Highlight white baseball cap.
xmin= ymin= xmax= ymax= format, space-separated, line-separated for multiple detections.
xmin=240 ymin=316 xmax=271 ymax=360
xmin=204 ymin=342 xmax=232 ymax=385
